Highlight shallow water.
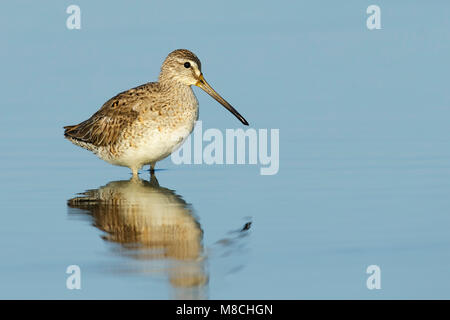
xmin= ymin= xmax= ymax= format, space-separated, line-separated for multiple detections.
xmin=1 ymin=1 xmax=450 ymax=299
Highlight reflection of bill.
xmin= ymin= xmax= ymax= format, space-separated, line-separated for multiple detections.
xmin=67 ymin=175 xmax=207 ymax=293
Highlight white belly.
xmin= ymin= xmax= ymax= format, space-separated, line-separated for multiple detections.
xmin=105 ymin=121 xmax=195 ymax=169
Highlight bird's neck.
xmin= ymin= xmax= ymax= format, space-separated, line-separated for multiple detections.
xmin=159 ymin=78 xmax=191 ymax=94
xmin=158 ymin=80 xmax=197 ymax=107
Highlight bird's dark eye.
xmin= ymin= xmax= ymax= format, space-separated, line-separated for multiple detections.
xmin=184 ymin=62 xmax=191 ymax=68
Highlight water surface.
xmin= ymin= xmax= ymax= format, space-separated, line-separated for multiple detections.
xmin=1 ymin=1 xmax=450 ymax=299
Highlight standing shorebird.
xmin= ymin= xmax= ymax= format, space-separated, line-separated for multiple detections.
xmin=64 ymin=49 xmax=248 ymax=177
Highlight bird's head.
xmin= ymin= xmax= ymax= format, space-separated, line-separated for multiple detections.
xmin=159 ymin=49 xmax=249 ymax=126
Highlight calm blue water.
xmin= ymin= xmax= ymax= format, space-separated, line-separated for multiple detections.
xmin=1 ymin=1 xmax=450 ymax=299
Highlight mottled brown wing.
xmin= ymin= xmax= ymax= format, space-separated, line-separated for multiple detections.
xmin=64 ymin=84 xmax=152 ymax=147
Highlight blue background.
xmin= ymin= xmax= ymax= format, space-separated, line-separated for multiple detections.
xmin=1 ymin=1 xmax=449 ymax=299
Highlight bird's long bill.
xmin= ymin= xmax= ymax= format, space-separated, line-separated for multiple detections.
xmin=195 ymin=74 xmax=249 ymax=126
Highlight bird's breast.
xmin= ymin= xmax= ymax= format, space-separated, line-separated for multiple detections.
xmin=124 ymin=99 xmax=198 ymax=164
xmin=101 ymin=86 xmax=200 ymax=166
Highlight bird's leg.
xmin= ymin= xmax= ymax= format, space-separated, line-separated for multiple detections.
xmin=149 ymin=163 xmax=159 ymax=185
xmin=150 ymin=163 xmax=155 ymax=175
xmin=131 ymin=167 xmax=139 ymax=180
xmin=149 ymin=171 xmax=159 ymax=187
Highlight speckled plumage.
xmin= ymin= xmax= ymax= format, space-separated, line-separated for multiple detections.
xmin=64 ymin=49 xmax=248 ymax=177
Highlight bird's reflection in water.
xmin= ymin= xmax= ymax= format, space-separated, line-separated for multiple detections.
xmin=67 ymin=174 xmax=207 ymax=299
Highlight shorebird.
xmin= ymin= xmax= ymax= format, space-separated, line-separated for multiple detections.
xmin=64 ymin=49 xmax=248 ymax=177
